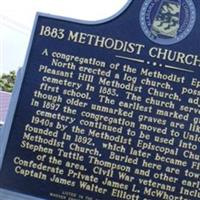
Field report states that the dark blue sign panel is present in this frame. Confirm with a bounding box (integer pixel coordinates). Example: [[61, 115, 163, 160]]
[[1, 1, 200, 199]]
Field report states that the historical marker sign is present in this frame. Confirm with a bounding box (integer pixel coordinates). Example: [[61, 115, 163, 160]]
[[0, 1, 200, 199]]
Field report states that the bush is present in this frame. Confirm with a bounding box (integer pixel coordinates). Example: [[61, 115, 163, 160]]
[[0, 71, 16, 92]]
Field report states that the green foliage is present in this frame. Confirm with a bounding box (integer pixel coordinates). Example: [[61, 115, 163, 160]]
[[0, 71, 16, 92]]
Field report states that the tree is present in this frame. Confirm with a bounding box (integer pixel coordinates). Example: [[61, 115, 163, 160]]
[[0, 71, 16, 92]]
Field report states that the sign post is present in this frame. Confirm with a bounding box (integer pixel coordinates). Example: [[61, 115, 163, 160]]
[[0, 1, 200, 199]]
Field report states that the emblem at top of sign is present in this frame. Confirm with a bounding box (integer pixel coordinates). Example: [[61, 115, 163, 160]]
[[140, 0, 196, 45]]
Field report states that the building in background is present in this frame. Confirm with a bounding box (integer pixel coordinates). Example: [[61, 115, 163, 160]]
[[0, 91, 11, 126]]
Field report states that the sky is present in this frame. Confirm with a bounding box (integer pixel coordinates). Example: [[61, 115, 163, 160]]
[[0, 0, 128, 74]]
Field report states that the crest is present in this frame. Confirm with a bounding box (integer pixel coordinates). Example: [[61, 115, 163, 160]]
[[140, 0, 196, 45]]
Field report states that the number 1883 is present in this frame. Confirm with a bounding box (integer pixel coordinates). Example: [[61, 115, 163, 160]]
[[39, 25, 65, 39]]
